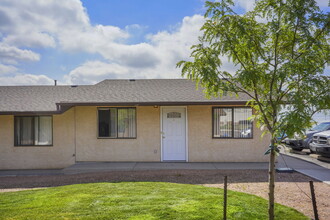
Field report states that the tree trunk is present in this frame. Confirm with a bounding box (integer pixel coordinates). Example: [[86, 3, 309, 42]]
[[268, 139, 276, 220]]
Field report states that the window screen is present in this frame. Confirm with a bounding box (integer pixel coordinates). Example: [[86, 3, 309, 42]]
[[213, 107, 252, 138], [234, 108, 253, 138], [213, 108, 232, 138]]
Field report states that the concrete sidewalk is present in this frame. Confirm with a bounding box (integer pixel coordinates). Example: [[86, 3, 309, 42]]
[[0, 162, 269, 176], [63, 162, 269, 174], [276, 154, 330, 183], [1, 155, 329, 184]]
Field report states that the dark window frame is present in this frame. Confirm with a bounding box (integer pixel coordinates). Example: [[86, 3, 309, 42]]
[[97, 107, 137, 139], [14, 115, 53, 147], [212, 107, 253, 139]]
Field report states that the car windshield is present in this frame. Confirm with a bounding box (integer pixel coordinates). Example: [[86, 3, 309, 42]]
[[310, 123, 330, 131]]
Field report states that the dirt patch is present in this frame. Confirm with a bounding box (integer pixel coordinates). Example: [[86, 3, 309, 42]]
[[204, 182, 330, 220], [0, 169, 328, 219]]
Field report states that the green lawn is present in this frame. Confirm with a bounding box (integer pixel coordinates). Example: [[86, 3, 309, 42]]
[[0, 182, 307, 220]]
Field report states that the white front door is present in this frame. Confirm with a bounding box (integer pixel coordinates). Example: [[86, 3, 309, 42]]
[[162, 107, 186, 161]]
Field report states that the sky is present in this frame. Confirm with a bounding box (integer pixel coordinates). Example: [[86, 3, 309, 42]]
[[0, 0, 328, 85]]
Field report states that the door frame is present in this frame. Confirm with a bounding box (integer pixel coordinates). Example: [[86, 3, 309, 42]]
[[160, 106, 188, 162]]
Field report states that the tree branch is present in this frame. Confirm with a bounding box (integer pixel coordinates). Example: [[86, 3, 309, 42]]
[[291, 16, 300, 59], [292, 18, 330, 62], [269, 2, 282, 128], [252, 79, 273, 132], [278, 59, 329, 102]]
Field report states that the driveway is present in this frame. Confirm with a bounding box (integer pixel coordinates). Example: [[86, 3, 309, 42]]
[[277, 153, 330, 183]]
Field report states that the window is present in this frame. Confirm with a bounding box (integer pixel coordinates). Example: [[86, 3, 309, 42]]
[[98, 108, 136, 138], [213, 107, 253, 138], [167, 112, 181, 118], [14, 116, 53, 146]]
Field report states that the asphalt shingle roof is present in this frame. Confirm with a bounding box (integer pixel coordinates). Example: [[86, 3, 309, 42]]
[[0, 79, 250, 113]]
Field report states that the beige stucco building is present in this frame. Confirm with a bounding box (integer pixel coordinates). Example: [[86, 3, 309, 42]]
[[0, 79, 270, 169]]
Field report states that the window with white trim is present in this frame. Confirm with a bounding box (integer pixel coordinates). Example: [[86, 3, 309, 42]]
[[213, 107, 253, 138], [14, 116, 53, 146], [98, 108, 136, 138]]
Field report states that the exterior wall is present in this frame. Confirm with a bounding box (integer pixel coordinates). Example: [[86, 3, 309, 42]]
[[0, 104, 270, 169], [0, 109, 75, 169], [75, 106, 161, 162], [187, 105, 270, 162], [75, 105, 269, 162]]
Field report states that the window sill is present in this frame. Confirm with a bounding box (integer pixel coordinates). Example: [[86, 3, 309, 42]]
[[14, 145, 53, 147], [212, 137, 254, 139], [97, 137, 137, 139]]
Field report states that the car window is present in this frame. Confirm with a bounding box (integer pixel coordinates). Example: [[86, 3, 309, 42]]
[[310, 123, 330, 131]]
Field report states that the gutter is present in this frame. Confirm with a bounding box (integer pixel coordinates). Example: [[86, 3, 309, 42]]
[[0, 100, 249, 115], [57, 100, 248, 107]]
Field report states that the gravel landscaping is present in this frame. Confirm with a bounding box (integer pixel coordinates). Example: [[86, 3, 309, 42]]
[[1, 169, 329, 220]]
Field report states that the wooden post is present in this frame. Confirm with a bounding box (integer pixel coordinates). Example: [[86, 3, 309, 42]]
[[309, 181, 319, 220], [223, 176, 227, 220], [268, 141, 276, 220]]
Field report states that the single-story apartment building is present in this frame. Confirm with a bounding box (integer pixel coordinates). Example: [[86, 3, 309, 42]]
[[0, 79, 270, 169]]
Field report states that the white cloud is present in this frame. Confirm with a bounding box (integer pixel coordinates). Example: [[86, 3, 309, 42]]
[[125, 24, 148, 37], [65, 14, 238, 84], [0, 44, 40, 64], [0, 0, 238, 85], [234, 0, 255, 12], [4, 32, 56, 48], [68, 0, 326, 80], [1, 0, 205, 80], [0, 0, 133, 84], [64, 61, 131, 84], [0, 74, 53, 85], [0, 64, 18, 75], [64, 15, 206, 84], [0, 0, 130, 53], [0, 0, 86, 48], [58, 25, 129, 53]]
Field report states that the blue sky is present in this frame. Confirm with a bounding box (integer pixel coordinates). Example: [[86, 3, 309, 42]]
[[82, 0, 204, 34], [0, 0, 328, 85]]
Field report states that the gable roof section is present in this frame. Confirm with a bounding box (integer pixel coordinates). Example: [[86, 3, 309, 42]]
[[0, 79, 250, 114]]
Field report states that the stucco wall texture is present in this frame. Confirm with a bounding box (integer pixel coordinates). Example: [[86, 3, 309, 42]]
[[0, 109, 76, 169], [75, 106, 161, 162], [0, 106, 270, 169], [188, 106, 269, 162]]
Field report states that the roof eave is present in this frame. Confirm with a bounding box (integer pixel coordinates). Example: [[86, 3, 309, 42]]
[[0, 111, 61, 116], [57, 101, 249, 108], [0, 101, 249, 115]]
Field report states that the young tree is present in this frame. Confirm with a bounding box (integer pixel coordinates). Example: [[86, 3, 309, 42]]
[[177, 0, 330, 219]]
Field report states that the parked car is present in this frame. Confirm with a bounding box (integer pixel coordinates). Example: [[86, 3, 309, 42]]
[[284, 121, 330, 151], [309, 122, 330, 153], [309, 130, 330, 157]]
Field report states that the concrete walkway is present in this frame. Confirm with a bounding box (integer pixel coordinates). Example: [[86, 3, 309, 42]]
[[276, 154, 330, 183], [0, 162, 269, 176], [62, 162, 269, 174], [1, 155, 329, 184]]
